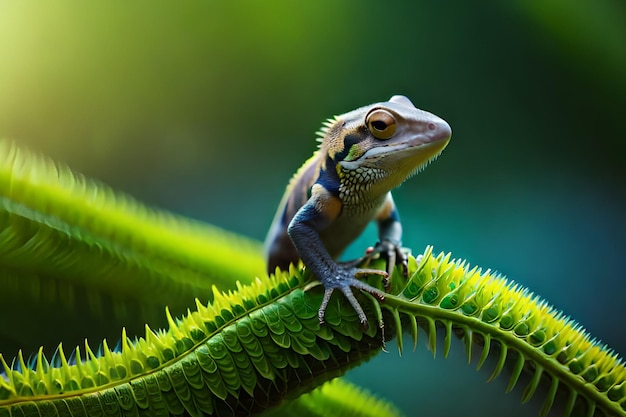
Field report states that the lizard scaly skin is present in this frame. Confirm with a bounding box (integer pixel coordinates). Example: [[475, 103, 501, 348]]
[[265, 95, 451, 327]]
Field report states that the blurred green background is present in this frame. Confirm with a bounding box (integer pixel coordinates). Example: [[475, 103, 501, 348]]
[[1, 1, 624, 415]]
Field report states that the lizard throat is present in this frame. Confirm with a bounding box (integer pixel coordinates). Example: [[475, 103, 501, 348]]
[[336, 165, 387, 206]]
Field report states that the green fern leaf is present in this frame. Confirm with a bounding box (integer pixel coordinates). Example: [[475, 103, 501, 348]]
[[0, 138, 265, 353], [382, 247, 626, 417]]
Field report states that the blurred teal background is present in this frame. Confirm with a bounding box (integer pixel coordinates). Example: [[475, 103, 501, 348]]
[[1, 1, 624, 415]]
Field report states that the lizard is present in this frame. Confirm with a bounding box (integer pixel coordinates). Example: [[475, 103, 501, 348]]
[[265, 95, 451, 328]]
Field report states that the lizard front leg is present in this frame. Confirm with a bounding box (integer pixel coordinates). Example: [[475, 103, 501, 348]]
[[287, 190, 387, 328], [374, 195, 409, 277], [351, 194, 408, 282]]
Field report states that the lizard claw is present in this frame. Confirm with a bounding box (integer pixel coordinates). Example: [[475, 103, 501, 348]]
[[346, 240, 407, 292], [354, 268, 390, 292], [317, 267, 386, 330]]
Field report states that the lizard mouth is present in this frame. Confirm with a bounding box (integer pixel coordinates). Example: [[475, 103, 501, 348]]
[[339, 133, 451, 173]]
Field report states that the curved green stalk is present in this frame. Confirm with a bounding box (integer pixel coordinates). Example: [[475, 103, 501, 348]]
[[383, 248, 626, 417], [0, 138, 264, 354], [0, 138, 264, 297], [0, 264, 387, 416], [1, 247, 624, 416]]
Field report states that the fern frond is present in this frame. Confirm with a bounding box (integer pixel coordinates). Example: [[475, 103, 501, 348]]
[[1, 247, 623, 417], [0, 265, 385, 416], [0, 138, 265, 351], [0, 138, 264, 295], [382, 247, 626, 417]]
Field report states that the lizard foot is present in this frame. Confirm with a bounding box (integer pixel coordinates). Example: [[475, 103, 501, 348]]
[[345, 240, 408, 290], [369, 239, 408, 278], [317, 266, 387, 330]]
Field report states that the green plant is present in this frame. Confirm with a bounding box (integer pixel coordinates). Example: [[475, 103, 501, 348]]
[[0, 139, 624, 416]]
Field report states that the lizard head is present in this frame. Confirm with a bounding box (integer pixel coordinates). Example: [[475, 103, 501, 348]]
[[318, 95, 452, 197]]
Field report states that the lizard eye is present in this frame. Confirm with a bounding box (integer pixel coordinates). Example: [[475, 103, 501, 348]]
[[366, 109, 397, 140]]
